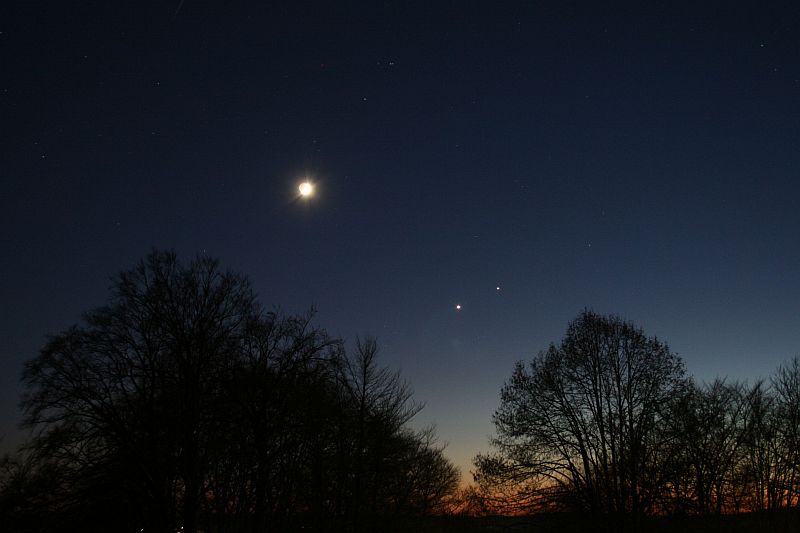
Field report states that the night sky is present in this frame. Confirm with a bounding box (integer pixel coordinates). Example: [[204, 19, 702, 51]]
[[3, 2, 800, 480]]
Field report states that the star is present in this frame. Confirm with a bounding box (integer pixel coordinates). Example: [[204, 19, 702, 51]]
[[455, 304, 462, 311]]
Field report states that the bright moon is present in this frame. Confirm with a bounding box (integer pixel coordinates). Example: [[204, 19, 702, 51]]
[[298, 181, 313, 197], [455, 304, 462, 310]]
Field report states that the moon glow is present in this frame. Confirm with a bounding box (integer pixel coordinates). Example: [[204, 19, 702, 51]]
[[298, 181, 314, 197]]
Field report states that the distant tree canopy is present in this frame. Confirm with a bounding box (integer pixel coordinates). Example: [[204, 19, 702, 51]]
[[473, 311, 800, 526], [3, 251, 458, 533]]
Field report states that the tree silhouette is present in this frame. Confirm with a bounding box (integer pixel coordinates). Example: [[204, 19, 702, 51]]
[[475, 311, 687, 528], [770, 357, 800, 508], [336, 338, 458, 528], [20, 251, 260, 532], [12, 250, 458, 532], [666, 379, 749, 515]]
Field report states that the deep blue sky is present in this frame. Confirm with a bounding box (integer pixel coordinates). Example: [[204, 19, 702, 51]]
[[2, 2, 800, 478]]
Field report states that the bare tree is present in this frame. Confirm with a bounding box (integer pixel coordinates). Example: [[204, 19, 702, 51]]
[[336, 338, 460, 529], [223, 309, 343, 531], [475, 311, 687, 528], [13, 252, 463, 532], [770, 357, 800, 508], [740, 381, 782, 511], [667, 379, 749, 515], [20, 251, 260, 532]]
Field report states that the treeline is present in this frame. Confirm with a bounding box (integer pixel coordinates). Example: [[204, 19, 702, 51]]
[[0, 251, 459, 533], [470, 311, 800, 529]]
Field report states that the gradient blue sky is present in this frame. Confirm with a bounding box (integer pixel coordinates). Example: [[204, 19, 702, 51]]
[[2, 2, 800, 479]]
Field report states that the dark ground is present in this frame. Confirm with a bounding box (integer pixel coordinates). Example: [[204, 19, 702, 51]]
[[373, 510, 800, 532]]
